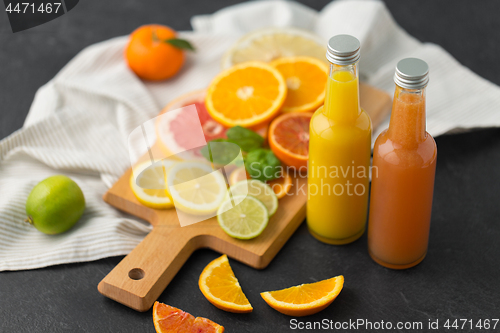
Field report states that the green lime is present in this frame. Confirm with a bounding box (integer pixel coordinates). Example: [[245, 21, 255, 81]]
[[226, 179, 278, 216], [217, 195, 269, 240], [25, 175, 86, 235]]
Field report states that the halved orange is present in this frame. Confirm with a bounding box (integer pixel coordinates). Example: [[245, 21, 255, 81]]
[[152, 302, 224, 333], [199, 254, 253, 313], [261, 275, 344, 317], [269, 112, 312, 169], [267, 170, 293, 199], [205, 62, 287, 128], [271, 56, 328, 113]]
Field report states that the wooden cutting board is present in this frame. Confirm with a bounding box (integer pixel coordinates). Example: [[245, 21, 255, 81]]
[[97, 84, 392, 312]]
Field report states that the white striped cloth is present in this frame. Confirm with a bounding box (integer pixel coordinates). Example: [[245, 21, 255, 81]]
[[1, 0, 500, 271]]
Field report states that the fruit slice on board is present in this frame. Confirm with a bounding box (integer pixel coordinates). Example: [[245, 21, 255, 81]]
[[199, 254, 253, 313], [156, 90, 268, 160], [271, 56, 328, 113], [152, 301, 224, 333], [217, 195, 269, 240], [267, 170, 293, 199], [130, 160, 174, 209], [261, 275, 344, 317], [227, 180, 278, 216], [166, 162, 227, 216], [269, 112, 312, 169], [205, 61, 287, 128], [221, 27, 327, 69]]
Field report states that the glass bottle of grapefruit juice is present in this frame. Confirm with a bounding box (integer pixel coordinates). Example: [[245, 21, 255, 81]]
[[307, 35, 372, 245], [368, 58, 437, 269]]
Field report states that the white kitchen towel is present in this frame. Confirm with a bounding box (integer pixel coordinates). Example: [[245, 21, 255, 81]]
[[1, 0, 500, 271]]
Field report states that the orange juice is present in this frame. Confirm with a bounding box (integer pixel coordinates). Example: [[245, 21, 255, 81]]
[[307, 35, 371, 245], [368, 58, 437, 269]]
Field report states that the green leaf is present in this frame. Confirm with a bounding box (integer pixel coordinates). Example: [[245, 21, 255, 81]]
[[201, 139, 241, 166], [226, 126, 264, 152], [244, 149, 281, 182], [165, 38, 196, 51]]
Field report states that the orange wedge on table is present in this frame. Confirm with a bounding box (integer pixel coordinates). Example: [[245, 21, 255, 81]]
[[269, 112, 312, 169], [205, 61, 287, 128], [261, 275, 344, 317], [271, 56, 328, 113], [199, 254, 253, 313], [152, 302, 224, 333]]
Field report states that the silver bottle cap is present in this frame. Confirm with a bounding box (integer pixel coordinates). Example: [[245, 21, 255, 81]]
[[326, 35, 360, 65], [394, 58, 429, 89]]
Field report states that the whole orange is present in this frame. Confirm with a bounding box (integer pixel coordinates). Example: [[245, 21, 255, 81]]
[[125, 24, 185, 81]]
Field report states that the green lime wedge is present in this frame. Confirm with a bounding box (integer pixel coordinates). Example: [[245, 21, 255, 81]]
[[227, 179, 278, 216], [217, 195, 269, 239]]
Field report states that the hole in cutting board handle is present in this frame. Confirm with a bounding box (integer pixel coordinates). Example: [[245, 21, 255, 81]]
[[128, 268, 145, 280]]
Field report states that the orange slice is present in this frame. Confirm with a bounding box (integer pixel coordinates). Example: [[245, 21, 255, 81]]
[[267, 170, 293, 199], [205, 62, 287, 128], [152, 302, 224, 333], [271, 56, 328, 113], [260, 275, 344, 317], [199, 254, 253, 313], [269, 112, 312, 169], [228, 166, 249, 186]]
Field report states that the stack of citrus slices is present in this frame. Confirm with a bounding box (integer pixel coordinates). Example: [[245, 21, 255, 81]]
[[132, 28, 328, 231]]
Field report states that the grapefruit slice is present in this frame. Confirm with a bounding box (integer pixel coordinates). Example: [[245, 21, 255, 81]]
[[269, 112, 312, 169], [156, 90, 268, 161], [152, 302, 224, 333], [156, 90, 227, 160]]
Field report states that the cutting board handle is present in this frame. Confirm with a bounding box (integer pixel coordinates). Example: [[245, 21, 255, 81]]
[[98, 228, 197, 312]]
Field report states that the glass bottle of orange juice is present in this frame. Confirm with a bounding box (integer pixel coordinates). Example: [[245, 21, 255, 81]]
[[307, 35, 372, 245], [368, 58, 437, 269]]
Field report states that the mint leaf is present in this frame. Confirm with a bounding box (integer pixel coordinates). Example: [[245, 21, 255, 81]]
[[227, 126, 264, 152], [165, 38, 195, 51], [244, 149, 281, 182]]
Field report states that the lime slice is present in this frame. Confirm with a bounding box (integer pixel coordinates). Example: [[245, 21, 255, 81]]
[[227, 179, 278, 216], [217, 195, 269, 239]]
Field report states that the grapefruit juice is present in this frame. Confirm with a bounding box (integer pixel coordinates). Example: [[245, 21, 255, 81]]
[[368, 58, 437, 269]]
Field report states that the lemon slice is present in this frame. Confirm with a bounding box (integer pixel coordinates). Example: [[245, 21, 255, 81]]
[[227, 179, 278, 216], [217, 195, 269, 239], [221, 27, 327, 69], [167, 162, 227, 215], [130, 160, 174, 209]]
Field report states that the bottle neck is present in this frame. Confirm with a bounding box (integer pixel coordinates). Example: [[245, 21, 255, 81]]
[[323, 62, 361, 123], [387, 85, 427, 147]]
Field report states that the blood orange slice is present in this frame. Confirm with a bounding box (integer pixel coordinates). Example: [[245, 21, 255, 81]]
[[269, 113, 312, 169], [152, 302, 224, 333]]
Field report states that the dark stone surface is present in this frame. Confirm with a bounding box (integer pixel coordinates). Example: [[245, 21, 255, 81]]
[[1, 1, 499, 332]]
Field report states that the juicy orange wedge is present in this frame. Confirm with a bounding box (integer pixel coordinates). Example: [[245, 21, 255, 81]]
[[271, 56, 328, 113], [269, 112, 312, 169], [260, 275, 344, 317], [199, 254, 253, 313], [152, 302, 224, 333], [205, 61, 287, 128], [267, 170, 293, 199]]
